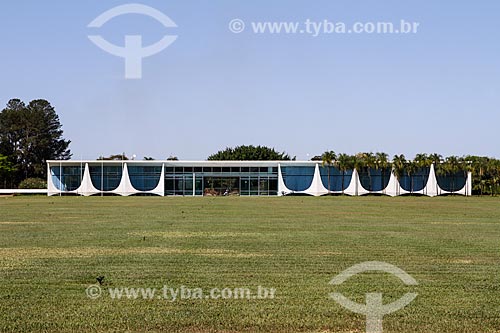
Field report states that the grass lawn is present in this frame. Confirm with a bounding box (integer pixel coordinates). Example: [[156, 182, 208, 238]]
[[0, 196, 499, 332]]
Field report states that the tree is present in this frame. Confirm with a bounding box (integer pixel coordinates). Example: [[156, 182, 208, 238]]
[[406, 160, 417, 193], [336, 153, 350, 195], [321, 150, 336, 192], [98, 153, 128, 160], [392, 154, 406, 195], [428, 153, 442, 166], [375, 152, 391, 193], [0, 99, 71, 186], [375, 152, 390, 170], [0, 154, 15, 188], [413, 153, 430, 169], [358, 152, 376, 191], [412, 153, 431, 192], [208, 145, 294, 161], [442, 156, 462, 194]]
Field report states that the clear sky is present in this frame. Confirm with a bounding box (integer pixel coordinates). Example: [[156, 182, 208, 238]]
[[1, 1, 499, 160]]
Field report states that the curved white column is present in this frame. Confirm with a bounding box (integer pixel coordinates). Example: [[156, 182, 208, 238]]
[[343, 169, 359, 196], [111, 163, 138, 196], [304, 163, 329, 196], [145, 163, 164, 196], [75, 163, 100, 196], [422, 164, 438, 197], [382, 171, 401, 197]]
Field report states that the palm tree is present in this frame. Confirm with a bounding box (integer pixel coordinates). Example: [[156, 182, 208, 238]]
[[321, 151, 336, 193], [413, 154, 431, 193], [444, 156, 461, 194], [375, 152, 390, 169], [350, 154, 363, 172], [493, 159, 500, 196], [375, 152, 390, 192], [429, 153, 443, 172], [406, 160, 418, 194], [414, 153, 431, 169], [336, 153, 350, 195], [481, 157, 492, 195], [392, 154, 406, 195], [360, 152, 376, 191]]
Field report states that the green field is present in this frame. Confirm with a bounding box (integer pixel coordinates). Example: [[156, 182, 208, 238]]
[[0, 196, 499, 332]]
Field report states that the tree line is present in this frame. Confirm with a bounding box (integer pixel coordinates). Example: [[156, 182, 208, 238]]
[[318, 151, 500, 195]]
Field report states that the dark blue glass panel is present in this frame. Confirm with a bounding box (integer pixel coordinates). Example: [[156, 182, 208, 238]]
[[90, 165, 122, 191], [399, 167, 430, 192], [358, 168, 392, 192], [319, 167, 353, 191], [128, 166, 162, 191], [281, 166, 314, 192], [436, 171, 467, 192]]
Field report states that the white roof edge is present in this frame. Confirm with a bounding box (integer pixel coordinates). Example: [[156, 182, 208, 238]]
[[46, 160, 319, 165]]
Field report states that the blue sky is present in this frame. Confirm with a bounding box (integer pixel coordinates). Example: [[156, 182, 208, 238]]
[[1, 1, 499, 160]]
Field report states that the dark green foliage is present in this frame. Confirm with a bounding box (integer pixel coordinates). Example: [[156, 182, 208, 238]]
[[0, 99, 71, 187], [0, 154, 15, 175], [0, 154, 16, 188], [208, 145, 294, 161], [462, 155, 500, 195], [97, 153, 128, 160]]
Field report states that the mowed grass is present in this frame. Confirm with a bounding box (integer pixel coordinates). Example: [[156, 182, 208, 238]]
[[0, 196, 499, 333]]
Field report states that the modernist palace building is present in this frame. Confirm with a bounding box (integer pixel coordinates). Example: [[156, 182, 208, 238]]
[[47, 160, 472, 197]]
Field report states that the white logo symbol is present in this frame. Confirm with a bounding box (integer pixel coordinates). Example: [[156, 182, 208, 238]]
[[85, 284, 102, 299], [329, 261, 418, 333], [228, 19, 245, 33], [88, 3, 177, 79]]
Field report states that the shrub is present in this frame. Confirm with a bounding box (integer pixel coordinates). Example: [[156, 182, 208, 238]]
[[18, 178, 47, 189]]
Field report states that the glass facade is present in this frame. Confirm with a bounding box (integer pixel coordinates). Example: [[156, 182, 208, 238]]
[[436, 171, 467, 192], [399, 167, 430, 192], [129, 166, 162, 191], [47, 161, 471, 197], [281, 166, 314, 192], [164, 166, 278, 196], [358, 168, 392, 192], [90, 165, 122, 191], [51, 165, 84, 191], [319, 167, 353, 192]]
